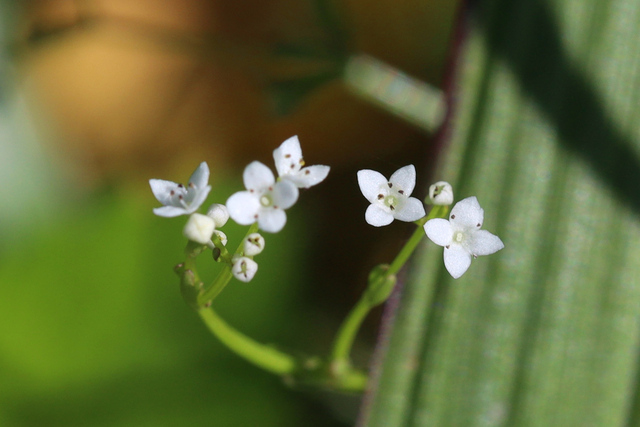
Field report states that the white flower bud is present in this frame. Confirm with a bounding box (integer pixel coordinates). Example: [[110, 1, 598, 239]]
[[183, 213, 215, 244], [206, 203, 230, 228], [213, 230, 228, 246], [428, 181, 454, 205], [232, 256, 258, 282], [243, 233, 265, 256]]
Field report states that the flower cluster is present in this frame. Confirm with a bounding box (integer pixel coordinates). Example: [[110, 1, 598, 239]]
[[150, 136, 329, 283], [357, 166, 503, 278], [227, 136, 329, 233]]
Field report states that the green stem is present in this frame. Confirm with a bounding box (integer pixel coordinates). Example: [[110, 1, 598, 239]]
[[330, 296, 372, 373], [198, 306, 298, 375], [329, 204, 449, 370], [197, 223, 260, 306], [387, 204, 447, 276]]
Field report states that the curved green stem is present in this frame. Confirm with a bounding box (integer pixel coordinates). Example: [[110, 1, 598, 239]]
[[330, 296, 372, 373], [198, 307, 298, 375], [329, 204, 449, 371]]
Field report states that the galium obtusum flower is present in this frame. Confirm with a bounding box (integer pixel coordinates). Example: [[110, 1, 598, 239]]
[[226, 161, 299, 233], [428, 181, 454, 205], [273, 135, 330, 188], [424, 196, 504, 279], [357, 165, 426, 227], [243, 233, 265, 256], [232, 256, 258, 282], [150, 162, 211, 217]]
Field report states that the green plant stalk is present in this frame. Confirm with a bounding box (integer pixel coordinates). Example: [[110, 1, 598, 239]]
[[197, 223, 259, 305], [198, 306, 298, 375], [329, 204, 449, 371]]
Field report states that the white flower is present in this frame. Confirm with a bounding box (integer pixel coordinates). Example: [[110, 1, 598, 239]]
[[150, 162, 211, 217], [357, 165, 426, 227], [206, 203, 230, 228], [183, 213, 215, 244], [243, 233, 265, 256], [424, 196, 504, 279], [232, 256, 258, 282], [226, 161, 299, 233], [428, 181, 454, 205], [273, 135, 330, 188]]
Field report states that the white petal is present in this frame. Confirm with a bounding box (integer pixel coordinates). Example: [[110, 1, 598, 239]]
[[286, 165, 330, 188], [258, 208, 287, 233], [393, 197, 426, 222], [273, 135, 303, 177], [149, 179, 180, 205], [243, 161, 275, 191], [153, 205, 188, 217], [469, 230, 504, 256], [365, 204, 394, 227], [424, 218, 453, 247], [188, 162, 210, 189], [450, 196, 484, 228], [226, 191, 260, 225], [357, 169, 387, 202], [443, 245, 472, 279], [271, 180, 299, 210], [185, 185, 211, 213], [389, 165, 417, 195]]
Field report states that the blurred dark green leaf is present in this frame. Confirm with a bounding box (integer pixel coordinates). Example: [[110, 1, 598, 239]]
[[362, 0, 640, 425]]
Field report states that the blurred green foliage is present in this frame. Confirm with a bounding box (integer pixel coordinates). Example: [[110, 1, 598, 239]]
[[0, 182, 349, 426]]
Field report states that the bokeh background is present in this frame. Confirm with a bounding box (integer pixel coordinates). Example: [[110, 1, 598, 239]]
[[0, 1, 458, 425]]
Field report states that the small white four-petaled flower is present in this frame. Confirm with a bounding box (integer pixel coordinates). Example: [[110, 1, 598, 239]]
[[357, 165, 426, 227], [150, 162, 212, 217], [226, 161, 299, 233], [273, 135, 330, 188], [423, 196, 504, 279]]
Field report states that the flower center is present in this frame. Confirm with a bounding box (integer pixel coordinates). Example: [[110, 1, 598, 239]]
[[384, 195, 398, 210], [260, 194, 273, 207], [453, 230, 465, 243]]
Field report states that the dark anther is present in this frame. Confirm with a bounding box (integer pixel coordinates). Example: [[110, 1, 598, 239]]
[[290, 164, 295, 169], [254, 214, 259, 219], [285, 154, 291, 158], [398, 190, 404, 194], [305, 170, 310, 174], [249, 189, 254, 193], [451, 214, 455, 219], [273, 205, 279, 209], [268, 186, 273, 191], [178, 195, 183, 200], [170, 190, 175, 196], [477, 223, 481, 227], [178, 184, 184, 188], [388, 182, 393, 188], [188, 182, 195, 188], [377, 194, 384, 200], [390, 205, 395, 211], [446, 245, 450, 249]]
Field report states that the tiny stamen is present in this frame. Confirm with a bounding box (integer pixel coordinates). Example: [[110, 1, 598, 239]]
[[285, 154, 291, 158], [377, 194, 384, 200], [398, 190, 404, 195], [451, 214, 456, 219], [388, 182, 393, 188]]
